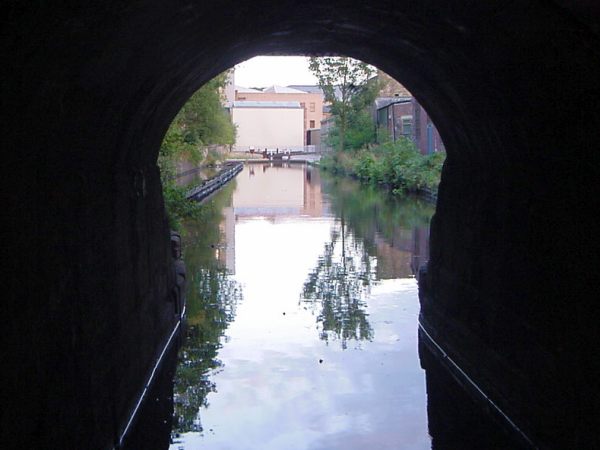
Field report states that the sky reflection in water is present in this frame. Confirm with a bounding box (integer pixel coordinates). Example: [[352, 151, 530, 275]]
[[171, 164, 434, 449]]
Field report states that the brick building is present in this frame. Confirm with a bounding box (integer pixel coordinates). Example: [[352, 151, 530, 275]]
[[375, 71, 445, 154]]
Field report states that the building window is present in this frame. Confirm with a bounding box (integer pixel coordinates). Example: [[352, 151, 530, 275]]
[[401, 115, 413, 136], [309, 120, 315, 128], [310, 102, 315, 112]]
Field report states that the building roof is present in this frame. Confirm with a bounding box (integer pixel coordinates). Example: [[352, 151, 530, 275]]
[[287, 85, 323, 94], [235, 86, 263, 93], [233, 101, 302, 109], [374, 97, 412, 110], [262, 85, 309, 94]]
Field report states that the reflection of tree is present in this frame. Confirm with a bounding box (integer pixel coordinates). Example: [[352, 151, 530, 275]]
[[302, 174, 435, 348], [322, 173, 434, 242], [321, 173, 435, 277], [173, 267, 241, 432], [172, 182, 242, 433], [301, 215, 376, 349]]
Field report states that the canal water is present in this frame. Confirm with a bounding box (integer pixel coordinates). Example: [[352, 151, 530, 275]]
[[169, 163, 515, 450]]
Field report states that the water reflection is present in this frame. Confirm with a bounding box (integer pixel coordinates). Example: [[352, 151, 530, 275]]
[[173, 181, 242, 433], [118, 163, 524, 449], [175, 166, 219, 187], [170, 163, 437, 449], [300, 175, 434, 349], [320, 174, 434, 279], [301, 218, 376, 348]]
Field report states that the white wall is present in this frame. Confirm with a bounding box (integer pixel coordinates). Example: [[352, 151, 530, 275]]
[[224, 71, 235, 106], [232, 107, 304, 150]]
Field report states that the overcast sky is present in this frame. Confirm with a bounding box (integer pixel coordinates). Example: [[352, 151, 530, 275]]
[[234, 56, 318, 89]]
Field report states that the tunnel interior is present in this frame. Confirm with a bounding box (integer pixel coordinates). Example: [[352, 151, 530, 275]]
[[4, 1, 600, 448]]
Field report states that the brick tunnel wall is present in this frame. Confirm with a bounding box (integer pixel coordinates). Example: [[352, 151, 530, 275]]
[[3, 1, 600, 448]]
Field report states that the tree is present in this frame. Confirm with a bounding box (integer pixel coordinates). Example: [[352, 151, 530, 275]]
[[308, 57, 379, 152], [174, 72, 236, 150], [158, 70, 237, 229]]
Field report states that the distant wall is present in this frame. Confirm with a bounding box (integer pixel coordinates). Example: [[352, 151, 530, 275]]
[[237, 91, 324, 137], [233, 107, 304, 149]]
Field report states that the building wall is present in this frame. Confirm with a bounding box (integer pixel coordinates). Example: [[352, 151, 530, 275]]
[[377, 70, 412, 97], [232, 106, 304, 150], [319, 116, 335, 152], [378, 100, 445, 154], [307, 128, 321, 146], [224, 71, 236, 107], [236, 91, 324, 140]]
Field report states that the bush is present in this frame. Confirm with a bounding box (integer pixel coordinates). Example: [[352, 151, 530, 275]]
[[321, 137, 445, 196], [162, 182, 203, 231]]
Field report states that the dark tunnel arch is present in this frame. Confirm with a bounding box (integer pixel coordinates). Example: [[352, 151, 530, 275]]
[[4, 1, 600, 449]]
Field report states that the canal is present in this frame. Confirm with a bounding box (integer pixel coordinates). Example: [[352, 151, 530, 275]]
[[169, 163, 515, 449]]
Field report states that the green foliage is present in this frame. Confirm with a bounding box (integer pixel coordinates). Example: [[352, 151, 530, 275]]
[[320, 172, 435, 241], [326, 108, 378, 152], [161, 183, 200, 231], [172, 73, 236, 149], [158, 71, 237, 229], [309, 57, 445, 196], [309, 56, 379, 152], [321, 137, 445, 195]]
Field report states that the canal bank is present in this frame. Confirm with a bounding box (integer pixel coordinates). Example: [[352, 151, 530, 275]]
[[185, 162, 243, 202]]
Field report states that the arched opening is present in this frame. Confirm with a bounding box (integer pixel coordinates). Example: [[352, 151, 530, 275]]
[[153, 56, 452, 448], [5, 2, 599, 449]]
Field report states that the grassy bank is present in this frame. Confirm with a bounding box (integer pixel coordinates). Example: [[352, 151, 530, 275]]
[[320, 138, 444, 196]]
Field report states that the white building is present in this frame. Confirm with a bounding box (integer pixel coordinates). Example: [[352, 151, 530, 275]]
[[231, 101, 304, 151], [222, 71, 236, 108]]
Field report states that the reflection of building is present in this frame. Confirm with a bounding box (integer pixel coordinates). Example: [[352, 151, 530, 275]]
[[216, 164, 326, 277], [231, 164, 323, 218], [373, 225, 429, 279], [410, 227, 430, 277], [302, 166, 322, 216], [218, 206, 236, 274], [374, 233, 415, 279]]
